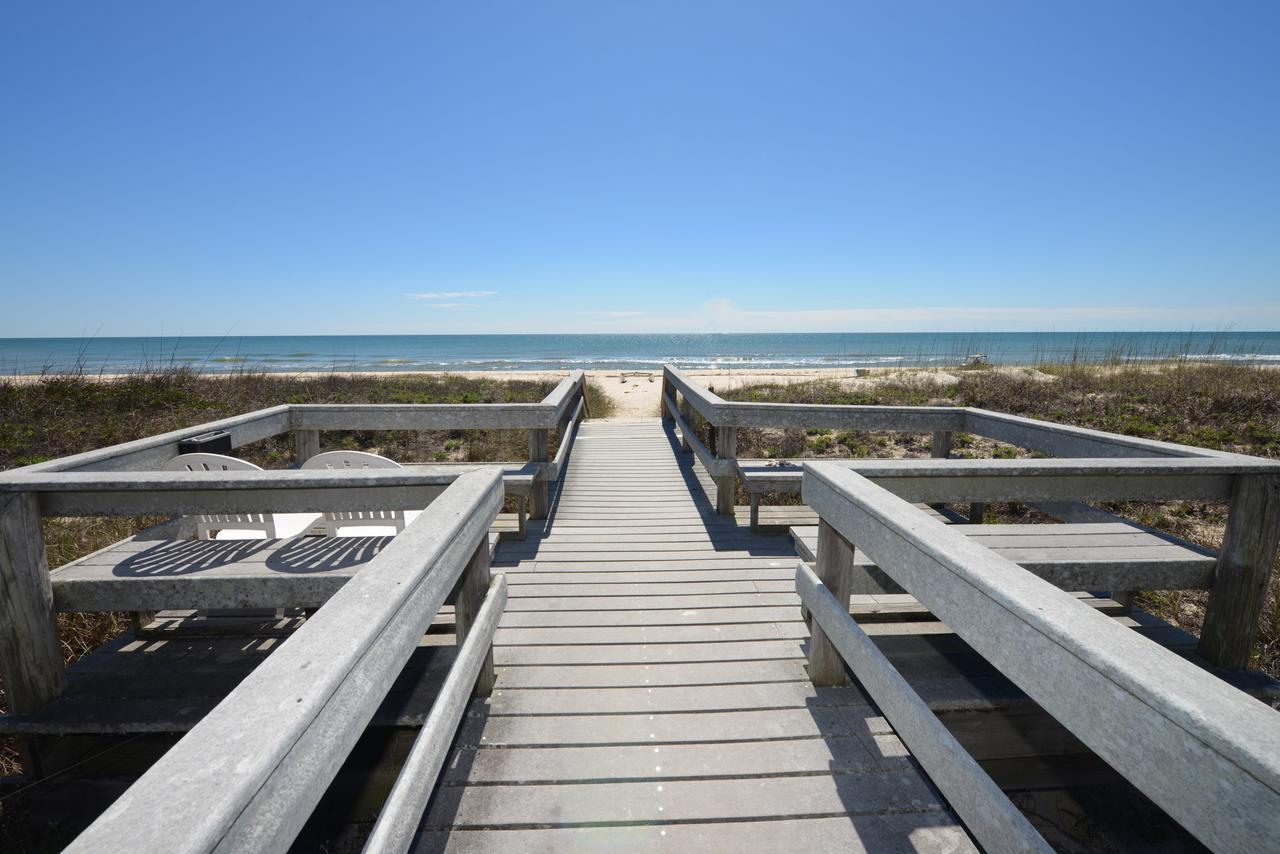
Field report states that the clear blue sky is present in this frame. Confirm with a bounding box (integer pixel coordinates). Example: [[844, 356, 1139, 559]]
[[2, 1, 1278, 336]]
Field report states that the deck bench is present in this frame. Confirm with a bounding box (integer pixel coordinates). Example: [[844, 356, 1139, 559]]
[[790, 521, 1217, 602], [48, 530, 504, 613]]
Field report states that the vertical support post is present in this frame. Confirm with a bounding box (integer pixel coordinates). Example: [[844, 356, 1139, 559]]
[[453, 538, 495, 696], [0, 492, 65, 714], [808, 520, 855, 686], [715, 426, 737, 517], [749, 494, 760, 531], [968, 502, 986, 524], [680, 396, 693, 452], [1199, 474, 1280, 669], [661, 374, 675, 422], [528, 428, 550, 520], [929, 431, 952, 511], [294, 429, 320, 464], [931, 431, 953, 459]]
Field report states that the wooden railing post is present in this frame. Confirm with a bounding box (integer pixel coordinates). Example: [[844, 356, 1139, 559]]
[[680, 396, 693, 452], [1199, 474, 1280, 669], [661, 373, 675, 422], [528, 428, 550, 519], [929, 431, 952, 511], [453, 538, 495, 696], [294, 429, 320, 464], [714, 426, 737, 516], [808, 520, 855, 686], [0, 492, 65, 714], [931, 430, 953, 459]]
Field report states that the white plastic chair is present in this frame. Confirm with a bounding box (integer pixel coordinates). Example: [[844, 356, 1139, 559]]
[[163, 453, 319, 540], [299, 450, 409, 536]]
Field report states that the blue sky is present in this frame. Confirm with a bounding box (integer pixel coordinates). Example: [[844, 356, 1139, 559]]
[[2, 2, 1278, 336]]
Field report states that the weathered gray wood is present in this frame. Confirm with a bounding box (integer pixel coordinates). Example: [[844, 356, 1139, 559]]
[[64, 468, 504, 854], [803, 462, 1280, 854], [968, 502, 985, 524], [931, 431, 953, 459], [715, 425, 737, 516], [679, 395, 693, 450], [11, 406, 292, 474], [796, 562, 1051, 852], [417, 814, 975, 853], [364, 575, 506, 854], [963, 407, 1242, 460], [0, 492, 65, 716], [730, 457, 1270, 502], [789, 523, 1218, 593], [453, 539, 495, 696], [661, 392, 733, 477], [293, 429, 320, 464], [4, 469, 456, 517], [808, 521, 854, 686], [662, 365, 725, 423], [527, 429, 550, 520], [1199, 474, 1280, 669]]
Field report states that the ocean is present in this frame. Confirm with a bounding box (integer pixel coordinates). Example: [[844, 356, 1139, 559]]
[[2, 332, 1279, 375]]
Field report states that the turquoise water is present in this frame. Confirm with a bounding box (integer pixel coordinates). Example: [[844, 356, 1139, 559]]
[[2, 332, 1279, 375]]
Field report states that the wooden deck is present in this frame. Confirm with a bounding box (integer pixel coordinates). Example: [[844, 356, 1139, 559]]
[[5, 385, 1279, 850], [418, 419, 979, 852]]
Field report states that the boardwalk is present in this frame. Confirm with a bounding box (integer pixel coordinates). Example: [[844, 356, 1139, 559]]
[[419, 419, 977, 851]]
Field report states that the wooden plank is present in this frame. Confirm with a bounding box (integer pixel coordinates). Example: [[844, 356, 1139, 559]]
[[424, 772, 952, 827], [440, 734, 886, 783], [493, 639, 805, 666], [492, 659, 811, 688], [461, 705, 858, 746], [415, 813, 974, 853], [483, 681, 848, 715]]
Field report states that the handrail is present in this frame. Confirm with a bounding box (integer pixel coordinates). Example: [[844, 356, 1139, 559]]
[[662, 391, 733, 478], [663, 364, 725, 423], [796, 561, 1052, 853], [8, 371, 589, 476], [661, 364, 1266, 463], [802, 461, 1280, 853], [65, 468, 505, 854], [12, 405, 292, 474], [0, 468, 471, 516], [735, 456, 1280, 502]]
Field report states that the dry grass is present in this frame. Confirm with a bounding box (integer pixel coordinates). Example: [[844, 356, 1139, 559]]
[[718, 364, 1280, 676], [0, 369, 614, 774]]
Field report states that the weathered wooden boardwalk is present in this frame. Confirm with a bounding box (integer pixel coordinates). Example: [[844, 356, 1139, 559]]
[[4, 366, 1280, 852], [417, 419, 978, 851]]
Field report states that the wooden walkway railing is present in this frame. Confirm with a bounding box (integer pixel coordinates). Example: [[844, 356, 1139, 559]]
[[800, 461, 1280, 853], [661, 364, 1280, 670], [63, 468, 506, 853], [0, 374, 588, 717]]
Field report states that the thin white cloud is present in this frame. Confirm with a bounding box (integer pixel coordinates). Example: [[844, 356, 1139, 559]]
[[405, 291, 497, 300], [423, 302, 476, 309]]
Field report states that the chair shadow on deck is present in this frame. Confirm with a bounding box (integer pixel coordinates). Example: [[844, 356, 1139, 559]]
[[113, 535, 391, 577]]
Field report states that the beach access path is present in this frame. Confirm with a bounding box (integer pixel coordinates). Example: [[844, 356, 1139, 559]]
[[413, 417, 977, 851]]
